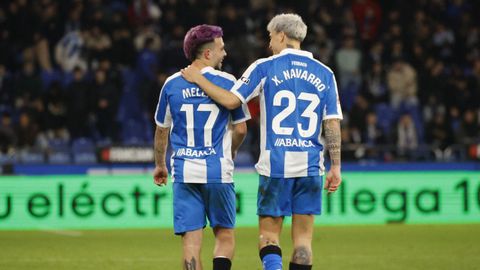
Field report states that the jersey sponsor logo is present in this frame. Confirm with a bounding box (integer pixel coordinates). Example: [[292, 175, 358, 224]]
[[274, 138, 314, 148], [176, 147, 217, 157], [240, 76, 250, 85], [291, 61, 307, 67]]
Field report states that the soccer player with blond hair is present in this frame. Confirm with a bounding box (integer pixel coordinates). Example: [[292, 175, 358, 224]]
[[182, 14, 343, 270]]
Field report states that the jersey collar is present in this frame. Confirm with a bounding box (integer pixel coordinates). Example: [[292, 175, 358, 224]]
[[279, 48, 313, 58], [201, 66, 215, 74]]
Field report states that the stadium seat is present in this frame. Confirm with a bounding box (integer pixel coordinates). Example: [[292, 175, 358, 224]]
[[340, 82, 359, 112], [121, 119, 153, 145], [121, 119, 148, 145], [141, 114, 154, 144], [40, 69, 62, 90], [72, 137, 95, 152], [72, 138, 97, 164], [48, 151, 72, 164], [47, 139, 72, 164], [61, 71, 74, 88], [121, 68, 137, 88], [18, 149, 45, 164], [374, 103, 396, 135], [123, 136, 144, 145], [48, 139, 69, 151], [0, 152, 15, 165], [96, 137, 113, 148], [0, 105, 13, 115], [116, 89, 142, 123], [72, 152, 97, 164], [109, 1, 128, 12]]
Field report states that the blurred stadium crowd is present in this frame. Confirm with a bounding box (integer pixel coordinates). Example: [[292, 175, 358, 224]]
[[0, 0, 479, 164]]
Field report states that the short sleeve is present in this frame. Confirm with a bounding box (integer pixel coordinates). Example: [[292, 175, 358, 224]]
[[215, 71, 252, 124], [231, 60, 267, 104], [154, 83, 172, 127], [231, 103, 251, 124], [323, 72, 343, 120]]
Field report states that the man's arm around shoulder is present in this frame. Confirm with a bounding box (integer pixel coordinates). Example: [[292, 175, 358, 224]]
[[181, 65, 242, 110]]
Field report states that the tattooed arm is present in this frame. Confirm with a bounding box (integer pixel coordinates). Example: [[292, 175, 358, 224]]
[[323, 119, 342, 193], [324, 119, 341, 166], [153, 126, 169, 186]]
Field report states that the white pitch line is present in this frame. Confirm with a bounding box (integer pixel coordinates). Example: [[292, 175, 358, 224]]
[[0, 258, 178, 263], [41, 230, 83, 237]]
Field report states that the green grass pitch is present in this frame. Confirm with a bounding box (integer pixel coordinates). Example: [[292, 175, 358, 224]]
[[1, 224, 479, 270]]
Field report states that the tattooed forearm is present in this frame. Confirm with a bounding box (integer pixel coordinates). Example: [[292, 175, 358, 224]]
[[154, 126, 169, 166], [324, 119, 341, 166], [292, 246, 312, 265], [184, 257, 197, 270], [265, 239, 279, 246]]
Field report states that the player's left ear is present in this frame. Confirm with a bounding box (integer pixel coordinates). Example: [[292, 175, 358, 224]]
[[203, 49, 211, 60], [280, 32, 286, 43]]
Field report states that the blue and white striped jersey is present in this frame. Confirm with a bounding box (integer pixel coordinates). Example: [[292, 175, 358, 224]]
[[155, 66, 250, 183], [231, 48, 342, 178]]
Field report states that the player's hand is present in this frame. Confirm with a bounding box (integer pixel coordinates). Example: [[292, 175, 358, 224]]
[[181, 65, 202, 84], [153, 165, 168, 187], [325, 165, 341, 194]]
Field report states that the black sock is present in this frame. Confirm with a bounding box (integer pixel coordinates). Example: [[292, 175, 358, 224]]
[[289, 262, 312, 270], [259, 245, 282, 259], [213, 257, 231, 270], [259, 245, 283, 269]]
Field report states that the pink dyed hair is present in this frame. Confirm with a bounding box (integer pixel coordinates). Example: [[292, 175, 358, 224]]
[[183, 24, 223, 61]]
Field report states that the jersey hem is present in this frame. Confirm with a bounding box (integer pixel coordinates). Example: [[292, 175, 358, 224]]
[[155, 121, 171, 128], [231, 90, 247, 104], [171, 179, 234, 184], [323, 115, 343, 120], [256, 171, 325, 178], [232, 116, 250, 124]]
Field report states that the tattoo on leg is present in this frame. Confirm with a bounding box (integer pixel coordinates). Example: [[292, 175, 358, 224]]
[[184, 257, 197, 270], [265, 239, 279, 246], [260, 234, 279, 247], [292, 246, 311, 265]]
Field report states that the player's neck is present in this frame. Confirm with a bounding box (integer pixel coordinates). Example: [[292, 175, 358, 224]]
[[191, 59, 211, 70], [285, 43, 300, 50]]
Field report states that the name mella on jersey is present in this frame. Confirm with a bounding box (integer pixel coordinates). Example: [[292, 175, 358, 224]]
[[182, 87, 206, 99], [270, 61, 326, 92]]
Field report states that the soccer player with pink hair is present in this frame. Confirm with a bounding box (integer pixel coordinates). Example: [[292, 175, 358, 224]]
[[153, 24, 250, 270]]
